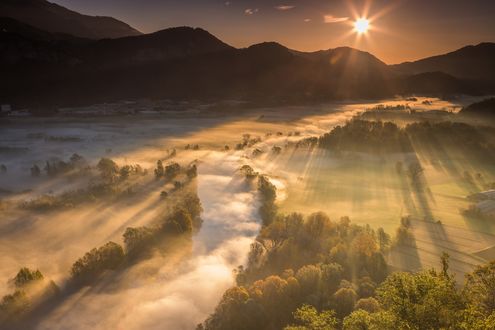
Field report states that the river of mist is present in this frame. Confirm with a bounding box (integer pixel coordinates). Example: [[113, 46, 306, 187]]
[[0, 97, 470, 329]]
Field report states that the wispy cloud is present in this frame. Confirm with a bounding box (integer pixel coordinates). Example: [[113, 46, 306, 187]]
[[245, 8, 259, 15], [225, 1, 231, 6], [324, 15, 349, 23], [304, 18, 311, 22], [275, 5, 295, 11]]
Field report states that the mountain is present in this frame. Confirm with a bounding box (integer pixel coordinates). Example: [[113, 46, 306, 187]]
[[82, 27, 234, 67], [0, 20, 232, 66], [0, 24, 395, 108], [460, 98, 495, 116], [394, 71, 481, 95], [0, 0, 141, 39], [392, 43, 495, 82], [1, 11, 495, 111]]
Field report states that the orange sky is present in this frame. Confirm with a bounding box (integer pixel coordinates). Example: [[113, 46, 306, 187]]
[[53, 0, 495, 64]]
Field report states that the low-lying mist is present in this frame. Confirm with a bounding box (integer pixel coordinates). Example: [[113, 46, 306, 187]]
[[2, 97, 480, 329]]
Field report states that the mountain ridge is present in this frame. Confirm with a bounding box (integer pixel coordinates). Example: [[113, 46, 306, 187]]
[[0, 0, 141, 39], [391, 42, 495, 81], [1, 14, 494, 111]]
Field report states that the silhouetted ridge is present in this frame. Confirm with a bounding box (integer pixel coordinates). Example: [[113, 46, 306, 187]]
[[460, 98, 495, 116], [0, 0, 141, 39], [1, 16, 494, 110], [392, 42, 495, 81]]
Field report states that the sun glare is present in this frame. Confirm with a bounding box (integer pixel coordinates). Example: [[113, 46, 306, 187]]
[[354, 18, 370, 34]]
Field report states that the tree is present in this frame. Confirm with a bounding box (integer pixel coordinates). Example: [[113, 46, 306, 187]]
[[253, 276, 292, 323], [154, 160, 164, 178], [0, 290, 30, 319], [296, 265, 322, 297], [332, 287, 358, 318], [285, 304, 338, 330], [30, 164, 41, 177], [119, 165, 132, 180], [304, 212, 333, 240], [163, 208, 193, 234], [351, 233, 377, 257], [343, 310, 399, 330], [258, 175, 277, 225], [69, 153, 86, 168], [164, 162, 181, 180], [13, 268, 43, 288], [354, 297, 381, 313], [376, 269, 463, 329], [357, 277, 377, 298], [394, 222, 415, 247], [376, 228, 390, 252], [97, 158, 119, 182], [321, 263, 344, 295], [123, 226, 156, 257], [201, 287, 254, 330], [464, 260, 495, 315], [181, 193, 203, 226], [70, 241, 124, 284], [187, 164, 198, 179], [407, 162, 423, 184], [440, 252, 450, 278], [272, 146, 282, 155], [239, 165, 258, 179]]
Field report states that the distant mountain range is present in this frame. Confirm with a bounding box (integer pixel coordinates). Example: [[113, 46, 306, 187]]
[[391, 43, 495, 82], [460, 98, 495, 116], [1, 0, 494, 111], [0, 0, 141, 39]]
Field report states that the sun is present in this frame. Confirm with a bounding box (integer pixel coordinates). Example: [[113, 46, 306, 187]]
[[354, 18, 370, 34]]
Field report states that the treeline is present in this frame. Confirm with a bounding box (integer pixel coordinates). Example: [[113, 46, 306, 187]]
[[318, 119, 413, 154], [21, 158, 199, 211], [1, 192, 202, 325], [318, 119, 495, 159], [199, 174, 495, 330], [0, 268, 59, 324], [405, 121, 495, 160], [21, 157, 146, 211], [70, 191, 202, 286], [1, 164, 203, 327]]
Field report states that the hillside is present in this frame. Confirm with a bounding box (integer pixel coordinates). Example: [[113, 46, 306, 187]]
[[0, 0, 141, 39], [0, 26, 395, 108], [392, 43, 495, 81], [460, 98, 495, 116], [1, 12, 495, 110]]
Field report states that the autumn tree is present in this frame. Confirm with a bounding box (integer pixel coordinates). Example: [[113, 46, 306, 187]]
[[285, 304, 338, 330]]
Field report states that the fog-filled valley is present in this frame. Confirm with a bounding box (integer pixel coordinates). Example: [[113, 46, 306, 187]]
[[3, 1, 495, 329], [2, 96, 495, 329]]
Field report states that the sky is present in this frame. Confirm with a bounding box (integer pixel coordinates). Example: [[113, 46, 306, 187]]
[[51, 0, 495, 64]]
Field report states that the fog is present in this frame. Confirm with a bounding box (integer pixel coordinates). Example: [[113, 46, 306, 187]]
[[1, 97, 479, 329]]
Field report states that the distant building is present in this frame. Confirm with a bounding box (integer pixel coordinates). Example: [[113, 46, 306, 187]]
[[1, 104, 11, 113], [7, 110, 31, 117]]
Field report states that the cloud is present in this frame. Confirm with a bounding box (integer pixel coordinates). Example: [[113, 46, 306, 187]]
[[324, 15, 349, 23], [244, 8, 259, 15], [275, 5, 295, 11], [304, 18, 311, 22], [225, 1, 231, 6]]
